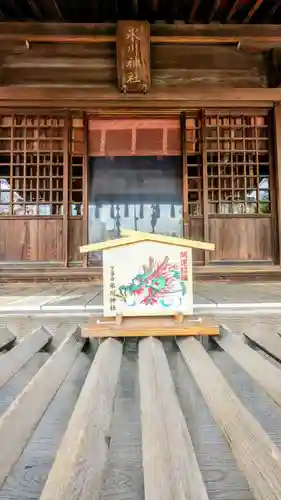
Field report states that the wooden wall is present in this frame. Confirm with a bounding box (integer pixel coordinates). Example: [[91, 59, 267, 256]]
[[209, 217, 273, 261], [0, 43, 267, 89], [0, 218, 64, 262]]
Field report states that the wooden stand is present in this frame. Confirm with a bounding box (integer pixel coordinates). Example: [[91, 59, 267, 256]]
[[82, 314, 220, 338]]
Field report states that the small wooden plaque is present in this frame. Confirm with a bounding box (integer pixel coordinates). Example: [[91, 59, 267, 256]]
[[116, 20, 150, 94]]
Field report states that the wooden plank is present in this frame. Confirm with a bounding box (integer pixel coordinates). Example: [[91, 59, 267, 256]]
[[0, 327, 16, 351], [178, 337, 281, 500], [82, 316, 220, 338], [215, 327, 281, 408], [0, 327, 84, 488], [43, 285, 100, 309], [0, 327, 52, 390], [39, 338, 122, 500], [139, 337, 209, 500], [116, 21, 150, 94], [244, 326, 281, 362]]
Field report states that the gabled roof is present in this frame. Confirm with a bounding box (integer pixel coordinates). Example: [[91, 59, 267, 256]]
[[80, 229, 215, 253]]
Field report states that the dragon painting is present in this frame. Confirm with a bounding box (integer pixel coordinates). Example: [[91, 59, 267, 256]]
[[116, 255, 187, 308]]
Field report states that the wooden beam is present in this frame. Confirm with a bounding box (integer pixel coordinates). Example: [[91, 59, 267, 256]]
[[243, 0, 263, 24], [0, 327, 84, 488], [39, 338, 122, 500], [0, 327, 52, 390], [2, 22, 281, 45], [139, 337, 209, 500], [0, 86, 277, 109], [0, 327, 16, 351], [209, 0, 220, 22], [215, 327, 281, 408], [178, 337, 281, 500], [244, 322, 281, 362], [226, 0, 240, 22]]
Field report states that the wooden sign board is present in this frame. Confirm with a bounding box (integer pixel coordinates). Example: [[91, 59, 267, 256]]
[[116, 20, 150, 94], [103, 241, 193, 317], [80, 230, 217, 337]]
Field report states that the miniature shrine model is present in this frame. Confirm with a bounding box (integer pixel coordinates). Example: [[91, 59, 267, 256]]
[[80, 229, 220, 338]]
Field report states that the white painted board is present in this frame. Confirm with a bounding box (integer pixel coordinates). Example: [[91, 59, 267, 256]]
[[103, 241, 193, 317]]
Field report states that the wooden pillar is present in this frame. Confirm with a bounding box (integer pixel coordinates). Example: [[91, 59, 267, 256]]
[[82, 112, 88, 267], [273, 104, 281, 265], [63, 113, 70, 267], [180, 112, 189, 238], [201, 109, 210, 265]]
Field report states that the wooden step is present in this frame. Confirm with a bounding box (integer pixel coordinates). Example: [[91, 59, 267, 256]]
[[178, 337, 281, 500], [0, 327, 84, 488], [40, 338, 122, 500], [139, 337, 209, 500]]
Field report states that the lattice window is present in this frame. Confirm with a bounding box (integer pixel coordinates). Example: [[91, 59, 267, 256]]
[[0, 114, 65, 216], [69, 117, 84, 217], [206, 113, 270, 215]]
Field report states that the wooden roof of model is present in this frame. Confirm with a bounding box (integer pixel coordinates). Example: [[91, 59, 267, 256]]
[[80, 229, 215, 253]]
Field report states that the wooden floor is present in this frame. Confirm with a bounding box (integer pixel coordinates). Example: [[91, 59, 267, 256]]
[[2, 281, 281, 314], [1, 318, 281, 498], [1, 263, 281, 283]]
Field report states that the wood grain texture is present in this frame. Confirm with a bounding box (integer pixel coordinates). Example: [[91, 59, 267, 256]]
[[0, 327, 16, 351], [209, 217, 273, 261], [116, 21, 150, 94], [39, 338, 122, 500], [0, 327, 52, 390], [83, 317, 219, 338], [0, 327, 84, 488], [244, 326, 281, 362], [2, 22, 281, 45], [178, 337, 281, 500], [139, 337, 209, 500], [0, 219, 64, 262], [215, 327, 281, 408]]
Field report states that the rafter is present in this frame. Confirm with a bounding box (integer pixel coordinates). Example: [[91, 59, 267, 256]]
[[226, 0, 240, 22], [26, 0, 44, 20], [243, 0, 263, 23], [49, 0, 64, 21], [189, 0, 200, 22], [1, 0, 25, 18], [209, 0, 220, 22], [267, 1, 281, 20]]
